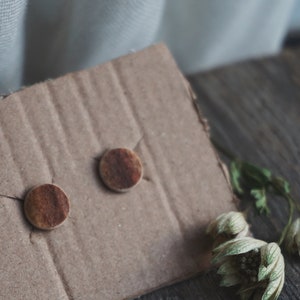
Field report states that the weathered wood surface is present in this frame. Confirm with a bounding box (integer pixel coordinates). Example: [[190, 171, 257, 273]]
[[137, 46, 300, 299]]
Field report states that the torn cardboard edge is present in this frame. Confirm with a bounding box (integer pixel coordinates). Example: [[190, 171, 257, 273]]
[[180, 72, 233, 194]]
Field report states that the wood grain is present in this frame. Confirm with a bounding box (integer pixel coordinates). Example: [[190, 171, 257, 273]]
[[136, 46, 300, 299]]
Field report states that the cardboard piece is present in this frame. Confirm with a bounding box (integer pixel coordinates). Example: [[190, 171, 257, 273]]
[[0, 44, 236, 300]]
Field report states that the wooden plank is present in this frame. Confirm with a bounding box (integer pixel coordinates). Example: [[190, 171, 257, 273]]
[[136, 46, 300, 299]]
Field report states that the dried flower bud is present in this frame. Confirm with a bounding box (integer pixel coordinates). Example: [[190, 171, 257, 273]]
[[284, 218, 300, 255], [206, 211, 249, 246], [212, 237, 285, 300]]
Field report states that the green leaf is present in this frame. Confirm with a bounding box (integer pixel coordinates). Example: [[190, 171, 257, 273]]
[[241, 162, 272, 188], [271, 176, 290, 196], [251, 188, 271, 215], [230, 161, 244, 194]]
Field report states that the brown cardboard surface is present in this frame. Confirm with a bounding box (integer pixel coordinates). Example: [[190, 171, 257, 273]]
[[0, 44, 236, 300]]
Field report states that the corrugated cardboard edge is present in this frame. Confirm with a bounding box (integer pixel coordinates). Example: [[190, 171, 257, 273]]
[[181, 75, 243, 230], [180, 73, 235, 199]]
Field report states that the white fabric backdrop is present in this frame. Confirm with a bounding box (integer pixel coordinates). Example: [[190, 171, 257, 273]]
[[0, 0, 299, 94]]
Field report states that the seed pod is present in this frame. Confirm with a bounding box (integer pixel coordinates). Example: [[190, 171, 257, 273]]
[[284, 218, 300, 255], [206, 211, 249, 246], [212, 237, 284, 300]]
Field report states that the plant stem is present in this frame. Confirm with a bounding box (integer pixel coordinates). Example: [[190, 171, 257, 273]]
[[293, 200, 300, 214], [277, 194, 294, 246]]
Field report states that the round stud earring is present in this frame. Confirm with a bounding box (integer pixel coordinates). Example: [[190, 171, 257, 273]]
[[99, 148, 143, 192], [24, 183, 70, 230]]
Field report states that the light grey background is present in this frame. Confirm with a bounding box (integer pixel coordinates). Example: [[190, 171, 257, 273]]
[[0, 0, 300, 94]]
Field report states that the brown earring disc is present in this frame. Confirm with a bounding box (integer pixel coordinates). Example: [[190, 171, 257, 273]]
[[99, 148, 143, 192], [24, 184, 70, 230]]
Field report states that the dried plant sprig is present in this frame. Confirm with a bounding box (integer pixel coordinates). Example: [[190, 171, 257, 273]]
[[206, 211, 249, 246], [211, 139, 299, 246], [212, 237, 285, 300], [284, 218, 300, 255]]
